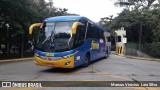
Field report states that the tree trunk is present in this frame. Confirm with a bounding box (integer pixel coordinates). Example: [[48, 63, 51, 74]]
[[20, 33, 24, 58]]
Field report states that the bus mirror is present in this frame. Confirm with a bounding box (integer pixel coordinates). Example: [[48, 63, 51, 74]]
[[29, 23, 42, 35], [72, 22, 83, 34]]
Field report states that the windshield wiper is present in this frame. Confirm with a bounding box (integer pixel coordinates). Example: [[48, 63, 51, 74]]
[[41, 36, 52, 49]]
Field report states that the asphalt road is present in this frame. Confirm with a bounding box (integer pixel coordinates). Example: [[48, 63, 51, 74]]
[[0, 54, 160, 90]]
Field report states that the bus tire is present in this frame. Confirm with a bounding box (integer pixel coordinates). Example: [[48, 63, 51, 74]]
[[82, 54, 90, 67]]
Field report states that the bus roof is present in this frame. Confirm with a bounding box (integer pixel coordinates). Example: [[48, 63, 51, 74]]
[[44, 16, 88, 22], [44, 16, 109, 32]]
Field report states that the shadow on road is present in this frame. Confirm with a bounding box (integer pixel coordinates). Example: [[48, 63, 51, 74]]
[[39, 57, 107, 74], [39, 67, 82, 74]]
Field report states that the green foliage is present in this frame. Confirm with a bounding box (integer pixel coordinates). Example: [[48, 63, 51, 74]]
[[100, 0, 160, 58], [114, 0, 157, 9], [0, 0, 70, 57], [100, 1, 160, 43], [149, 42, 160, 57]]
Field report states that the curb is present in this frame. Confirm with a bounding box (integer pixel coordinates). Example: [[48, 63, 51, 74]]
[[112, 52, 160, 61], [0, 57, 34, 63]]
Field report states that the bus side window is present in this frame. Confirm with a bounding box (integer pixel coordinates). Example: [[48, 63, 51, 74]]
[[74, 25, 85, 47], [86, 23, 94, 39], [79, 19, 87, 27], [94, 27, 100, 39], [99, 30, 105, 39]]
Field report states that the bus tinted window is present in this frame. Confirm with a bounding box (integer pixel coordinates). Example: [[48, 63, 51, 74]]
[[79, 19, 88, 27], [86, 22, 102, 39], [99, 30, 104, 39], [86, 23, 94, 39], [74, 25, 85, 47], [93, 26, 100, 39]]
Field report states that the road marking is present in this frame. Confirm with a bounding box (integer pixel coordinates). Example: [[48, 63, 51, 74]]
[[127, 87, 160, 90], [95, 71, 160, 90], [80, 79, 96, 81], [95, 71, 130, 80], [6, 69, 83, 90], [5, 70, 160, 90]]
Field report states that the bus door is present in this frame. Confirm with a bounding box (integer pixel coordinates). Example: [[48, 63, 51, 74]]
[[99, 30, 106, 57], [105, 37, 111, 54], [105, 36, 109, 54], [104, 32, 111, 55], [86, 22, 98, 60]]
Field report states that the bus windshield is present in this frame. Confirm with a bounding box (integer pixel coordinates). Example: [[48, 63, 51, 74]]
[[36, 21, 74, 52]]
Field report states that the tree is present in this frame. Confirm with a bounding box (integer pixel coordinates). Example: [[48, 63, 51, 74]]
[[100, 3, 160, 43], [0, 0, 70, 58], [114, 0, 158, 9], [99, 15, 113, 30]]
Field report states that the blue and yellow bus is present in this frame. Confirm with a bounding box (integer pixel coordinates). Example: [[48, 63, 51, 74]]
[[29, 16, 111, 68]]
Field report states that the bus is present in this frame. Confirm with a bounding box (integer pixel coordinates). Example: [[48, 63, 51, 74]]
[[29, 16, 111, 68]]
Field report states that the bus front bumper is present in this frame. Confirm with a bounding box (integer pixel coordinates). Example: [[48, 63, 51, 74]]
[[34, 56, 74, 68]]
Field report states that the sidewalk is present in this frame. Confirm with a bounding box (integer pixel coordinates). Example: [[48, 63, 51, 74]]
[[111, 51, 160, 61], [0, 57, 34, 63]]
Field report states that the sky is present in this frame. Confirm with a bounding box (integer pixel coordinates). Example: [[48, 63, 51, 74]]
[[52, 0, 124, 22]]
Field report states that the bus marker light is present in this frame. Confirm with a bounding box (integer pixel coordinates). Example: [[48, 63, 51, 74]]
[[76, 56, 80, 60], [48, 58, 52, 61], [47, 64, 53, 67]]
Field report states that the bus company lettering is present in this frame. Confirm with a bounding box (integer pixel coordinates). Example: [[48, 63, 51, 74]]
[[46, 53, 54, 57], [91, 41, 99, 49]]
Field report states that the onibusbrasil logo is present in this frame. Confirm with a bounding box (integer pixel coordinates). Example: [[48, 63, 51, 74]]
[[1, 82, 42, 87]]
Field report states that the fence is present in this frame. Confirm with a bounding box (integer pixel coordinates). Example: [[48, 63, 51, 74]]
[[125, 42, 160, 58]]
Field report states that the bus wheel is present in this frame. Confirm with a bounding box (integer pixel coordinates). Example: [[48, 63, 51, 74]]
[[82, 55, 90, 67]]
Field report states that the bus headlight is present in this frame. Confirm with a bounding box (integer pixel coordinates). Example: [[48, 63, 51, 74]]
[[62, 51, 78, 59], [62, 54, 72, 59]]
